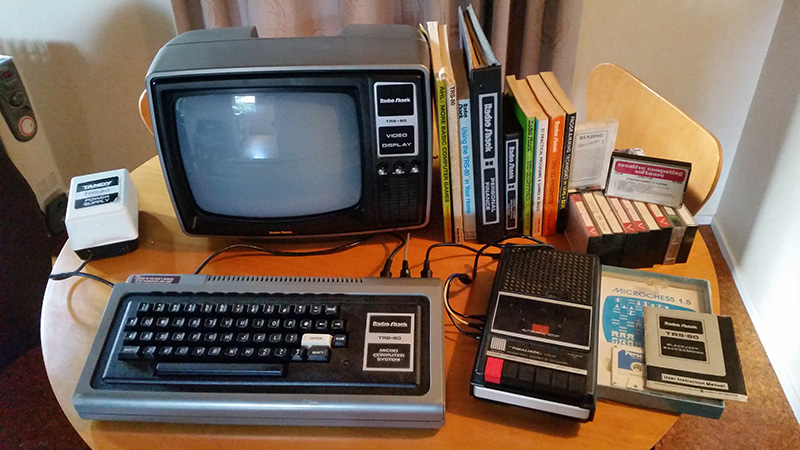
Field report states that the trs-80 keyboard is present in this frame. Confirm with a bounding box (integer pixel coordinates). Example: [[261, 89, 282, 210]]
[[73, 274, 445, 428]]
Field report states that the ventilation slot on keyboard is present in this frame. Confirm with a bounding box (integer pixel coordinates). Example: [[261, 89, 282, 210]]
[[207, 275, 364, 284]]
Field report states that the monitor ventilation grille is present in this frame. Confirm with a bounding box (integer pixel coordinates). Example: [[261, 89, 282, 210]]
[[207, 275, 364, 284]]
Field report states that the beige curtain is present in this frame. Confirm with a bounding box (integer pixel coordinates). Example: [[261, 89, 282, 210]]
[[169, 0, 549, 78]]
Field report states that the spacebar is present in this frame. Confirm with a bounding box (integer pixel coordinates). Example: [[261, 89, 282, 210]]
[[155, 362, 286, 377]]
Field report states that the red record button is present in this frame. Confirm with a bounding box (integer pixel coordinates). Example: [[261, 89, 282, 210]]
[[484, 356, 504, 385], [19, 116, 36, 136]]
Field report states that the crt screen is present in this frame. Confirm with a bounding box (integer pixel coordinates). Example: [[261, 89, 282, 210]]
[[174, 92, 362, 218]]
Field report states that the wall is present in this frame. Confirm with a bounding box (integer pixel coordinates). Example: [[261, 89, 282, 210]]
[[565, 0, 782, 223], [714, 0, 800, 419], [0, 0, 175, 182]]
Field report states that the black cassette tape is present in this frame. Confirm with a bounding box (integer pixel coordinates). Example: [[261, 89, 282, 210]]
[[470, 246, 600, 420]]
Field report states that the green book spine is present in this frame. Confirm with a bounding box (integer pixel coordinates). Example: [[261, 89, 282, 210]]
[[514, 102, 535, 236]]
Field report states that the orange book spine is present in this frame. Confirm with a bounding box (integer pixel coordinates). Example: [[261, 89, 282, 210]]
[[542, 114, 564, 235]]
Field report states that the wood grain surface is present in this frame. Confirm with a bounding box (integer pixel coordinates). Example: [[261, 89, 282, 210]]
[[41, 157, 720, 449]]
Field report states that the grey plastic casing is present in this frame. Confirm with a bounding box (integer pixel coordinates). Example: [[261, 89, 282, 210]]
[[72, 275, 445, 428], [144, 25, 433, 239]]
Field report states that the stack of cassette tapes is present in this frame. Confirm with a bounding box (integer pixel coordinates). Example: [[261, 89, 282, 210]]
[[564, 189, 697, 268]]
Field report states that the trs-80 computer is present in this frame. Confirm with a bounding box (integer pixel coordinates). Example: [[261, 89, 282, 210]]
[[73, 275, 445, 428]]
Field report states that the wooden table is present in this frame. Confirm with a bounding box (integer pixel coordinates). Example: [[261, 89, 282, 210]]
[[42, 157, 720, 449]]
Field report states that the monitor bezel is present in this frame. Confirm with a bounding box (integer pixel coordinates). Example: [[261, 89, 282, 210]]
[[149, 70, 430, 238]]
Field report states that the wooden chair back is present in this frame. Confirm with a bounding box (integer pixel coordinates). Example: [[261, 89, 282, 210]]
[[586, 63, 722, 214]]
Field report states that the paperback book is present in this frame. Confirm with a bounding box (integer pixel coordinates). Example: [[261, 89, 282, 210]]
[[644, 307, 747, 403]]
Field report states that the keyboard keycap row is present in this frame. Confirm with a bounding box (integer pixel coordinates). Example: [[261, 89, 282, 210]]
[[137, 302, 340, 317]]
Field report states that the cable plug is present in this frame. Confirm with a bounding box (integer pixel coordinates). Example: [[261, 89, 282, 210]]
[[400, 260, 411, 278], [380, 259, 393, 278], [456, 273, 472, 285], [420, 260, 433, 278]]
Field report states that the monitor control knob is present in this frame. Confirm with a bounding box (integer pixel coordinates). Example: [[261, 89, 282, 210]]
[[377, 163, 388, 176], [392, 162, 405, 175], [409, 162, 420, 174]]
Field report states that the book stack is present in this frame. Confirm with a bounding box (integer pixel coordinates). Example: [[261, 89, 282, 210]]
[[426, 7, 583, 243], [564, 188, 698, 268], [502, 72, 577, 238]]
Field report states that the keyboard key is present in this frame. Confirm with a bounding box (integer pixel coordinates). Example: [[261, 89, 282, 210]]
[[257, 347, 272, 358], [175, 346, 190, 357], [153, 303, 166, 313], [171, 317, 186, 327], [314, 320, 328, 332], [188, 332, 202, 342], [137, 303, 151, 313], [123, 331, 138, 343], [215, 304, 229, 314], [331, 319, 346, 331], [307, 347, 330, 362], [283, 319, 296, 330], [171, 332, 186, 342], [252, 318, 265, 329], [253, 333, 266, 343], [155, 332, 169, 342], [236, 318, 249, 328], [124, 317, 138, 330], [220, 333, 234, 343], [290, 348, 305, 362], [301, 333, 333, 349], [140, 317, 154, 328], [158, 346, 173, 357], [309, 305, 322, 315], [141, 346, 157, 359], [324, 305, 339, 316], [168, 303, 182, 314], [293, 305, 307, 315], [268, 333, 283, 344], [247, 304, 260, 314], [278, 305, 291, 315], [332, 334, 348, 348], [236, 333, 250, 343], [223, 347, 238, 357], [262, 304, 276, 315], [204, 318, 218, 328], [201, 304, 214, 314], [155, 362, 286, 377], [267, 319, 281, 329], [191, 347, 206, 357], [182, 303, 197, 314], [232, 304, 245, 314], [207, 347, 222, 357], [299, 319, 313, 331], [188, 318, 202, 328], [241, 347, 255, 358], [156, 317, 170, 327], [285, 333, 299, 345], [139, 331, 154, 342], [118, 345, 140, 360], [204, 333, 218, 343], [220, 318, 234, 328]]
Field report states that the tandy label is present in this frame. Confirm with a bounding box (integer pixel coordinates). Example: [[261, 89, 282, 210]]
[[74, 176, 120, 209]]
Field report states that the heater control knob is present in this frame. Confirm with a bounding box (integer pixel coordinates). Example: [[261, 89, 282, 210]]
[[19, 115, 36, 137]]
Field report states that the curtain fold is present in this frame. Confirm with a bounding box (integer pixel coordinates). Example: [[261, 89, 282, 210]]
[[169, 0, 548, 78]]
